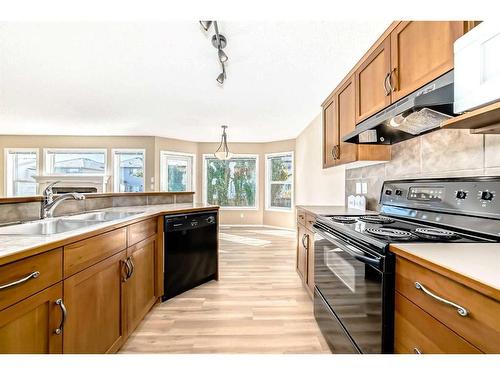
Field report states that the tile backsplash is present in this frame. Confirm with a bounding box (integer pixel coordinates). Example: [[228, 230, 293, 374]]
[[345, 130, 500, 210]]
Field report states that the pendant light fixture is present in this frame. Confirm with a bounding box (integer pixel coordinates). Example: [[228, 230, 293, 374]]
[[214, 126, 233, 160]]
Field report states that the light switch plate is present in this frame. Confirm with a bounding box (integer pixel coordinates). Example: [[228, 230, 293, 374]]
[[362, 182, 368, 194], [355, 182, 362, 194]]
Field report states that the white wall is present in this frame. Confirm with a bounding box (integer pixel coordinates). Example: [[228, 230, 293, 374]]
[[295, 113, 345, 206]]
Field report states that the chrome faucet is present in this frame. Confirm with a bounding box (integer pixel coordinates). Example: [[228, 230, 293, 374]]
[[40, 181, 86, 219]]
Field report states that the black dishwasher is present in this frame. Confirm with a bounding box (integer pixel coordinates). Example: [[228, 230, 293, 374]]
[[162, 211, 218, 301]]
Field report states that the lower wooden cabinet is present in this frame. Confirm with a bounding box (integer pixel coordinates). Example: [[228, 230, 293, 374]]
[[0, 283, 63, 354], [63, 250, 127, 354], [394, 292, 481, 354], [125, 235, 158, 334], [296, 211, 315, 297], [296, 225, 308, 282]]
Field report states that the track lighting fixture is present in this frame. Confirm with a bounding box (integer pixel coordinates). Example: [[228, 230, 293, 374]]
[[214, 126, 232, 160], [199, 20, 229, 84]]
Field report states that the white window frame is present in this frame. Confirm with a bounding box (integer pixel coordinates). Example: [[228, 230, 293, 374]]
[[265, 151, 294, 212], [4, 148, 40, 197], [202, 153, 259, 210], [112, 148, 146, 193], [159, 151, 196, 192], [43, 148, 108, 176]]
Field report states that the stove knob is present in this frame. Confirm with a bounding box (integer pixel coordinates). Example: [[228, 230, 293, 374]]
[[206, 216, 216, 224], [385, 189, 392, 196], [481, 191, 494, 201], [456, 191, 467, 200], [395, 189, 403, 196]]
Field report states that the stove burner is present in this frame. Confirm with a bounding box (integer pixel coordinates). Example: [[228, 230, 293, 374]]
[[331, 216, 357, 224], [364, 227, 416, 241], [358, 215, 396, 224], [414, 227, 460, 241]]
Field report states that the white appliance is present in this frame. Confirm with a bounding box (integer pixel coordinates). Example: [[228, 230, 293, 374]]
[[454, 21, 500, 113]]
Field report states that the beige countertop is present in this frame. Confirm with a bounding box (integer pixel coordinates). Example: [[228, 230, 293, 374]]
[[0, 203, 218, 266], [296, 205, 378, 216], [390, 243, 500, 301]]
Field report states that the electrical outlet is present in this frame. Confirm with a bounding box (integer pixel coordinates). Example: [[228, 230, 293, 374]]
[[355, 182, 362, 194], [362, 182, 368, 194]]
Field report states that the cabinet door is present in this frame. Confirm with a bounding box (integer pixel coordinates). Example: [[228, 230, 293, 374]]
[[390, 21, 465, 101], [305, 229, 315, 295], [355, 36, 392, 123], [0, 283, 63, 354], [125, 236, 157, 334], [336, 76, 358, 165], [296, 225, 308, 282], [322, 99, 338, 168], [63, 251, 127, 354]]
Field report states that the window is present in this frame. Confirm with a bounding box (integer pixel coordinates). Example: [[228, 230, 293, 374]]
[[113, 149, 145, 192], [4, 149, 38, 197], [204, 155, 258, 209], [44, 149, 106, 175], [160, 152, 194, 192], [265, 152, 293, 211]]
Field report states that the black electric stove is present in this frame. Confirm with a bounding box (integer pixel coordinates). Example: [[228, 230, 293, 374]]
[[313, 176, 500, 354]]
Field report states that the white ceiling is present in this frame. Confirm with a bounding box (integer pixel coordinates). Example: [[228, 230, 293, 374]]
[[0, 21, 390, 142]]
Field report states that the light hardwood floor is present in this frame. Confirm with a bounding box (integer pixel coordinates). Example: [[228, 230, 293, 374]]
[[120, 226, 331, 354]]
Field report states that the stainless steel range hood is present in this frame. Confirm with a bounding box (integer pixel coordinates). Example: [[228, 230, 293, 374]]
[[342, 71, 456, 144]]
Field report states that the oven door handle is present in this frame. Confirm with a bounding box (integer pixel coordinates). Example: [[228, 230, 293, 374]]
[[314, 225, 381, 268]]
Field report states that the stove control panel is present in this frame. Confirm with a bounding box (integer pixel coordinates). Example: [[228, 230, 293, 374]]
[[380, 177, 500, 219]]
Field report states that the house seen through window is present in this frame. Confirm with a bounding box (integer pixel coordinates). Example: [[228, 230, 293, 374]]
[[5, 149, 38, 197], [113, 150, 145, 192]]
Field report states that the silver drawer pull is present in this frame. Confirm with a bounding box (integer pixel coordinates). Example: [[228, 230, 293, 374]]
[[54, 298, 67, 335], [0, 271, 40, 291], [415, 281, 469, 317]]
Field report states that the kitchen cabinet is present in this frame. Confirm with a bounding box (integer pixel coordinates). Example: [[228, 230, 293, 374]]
[[322, 75, 391, 168], [354, 37, 392, 123], [296, 210, 315, 297], [390, 21, 466, 101], [322, 99, 338, 168], [63, 250, 127, 354], [296, 224, 308, 283], [392, 252, 500, 354], [0, 283, 63, 354], [125, 235, 158, 334]]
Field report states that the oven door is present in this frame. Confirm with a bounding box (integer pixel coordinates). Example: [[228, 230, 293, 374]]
[[313, 224, 386, 354]]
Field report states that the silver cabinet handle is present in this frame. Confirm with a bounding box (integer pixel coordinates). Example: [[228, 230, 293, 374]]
[[388, 68, 396, 92], [122, 258, 132, 281], [0, 271, 40, 291], [413, 347, 422, 354], [384, 72, 391, 96], [415, 282, 468, 317], [301, 234, 307, 249], [128, 257, 135, 278], [54, 298, 67, 335]]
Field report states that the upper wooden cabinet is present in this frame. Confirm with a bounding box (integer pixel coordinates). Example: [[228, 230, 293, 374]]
[[321, 20, 475, 169], [322, 99, 338, 168], [390, 21, 465, 101], [354, 37, 392, 123], [323, 75, 391, 168]]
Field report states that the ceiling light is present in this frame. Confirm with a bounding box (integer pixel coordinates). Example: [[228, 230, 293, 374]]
[[199, 21, 213, 31], [199, 20, 229, 84], [218, 48, 228, 63], [214, 125, 233, 160]]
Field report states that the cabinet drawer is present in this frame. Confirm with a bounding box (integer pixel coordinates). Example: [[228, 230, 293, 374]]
[[297, 209, 306, 226], [128, 218, 157, 246], [396, 257, 500, 353], [0, 249, 62, 311], [305, 213, 316, 232], [64, 228, 127, 277], [395, 292, 481, 354]]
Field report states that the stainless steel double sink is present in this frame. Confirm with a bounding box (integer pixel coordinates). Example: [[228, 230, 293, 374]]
[[0, 211, 144, 236]]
